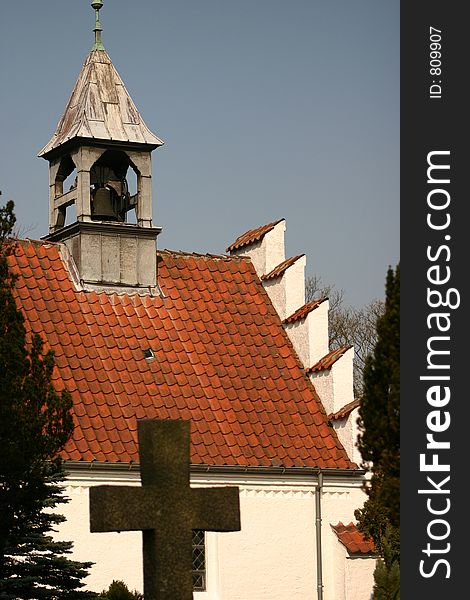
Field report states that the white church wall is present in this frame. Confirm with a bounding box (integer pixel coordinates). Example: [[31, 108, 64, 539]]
[[321, 484, 372, 600], [309, 369, 334, 415], [217, 487, 316, 599], [344, 557, 376, 600], [262, 277, 287, 322], [232, 220, 286, 278], [285, 300, 330, 368], [58, 469, 370, 600], [59, 473, 143, 594], [309, 347, 354, 417], [332, 408, 362, 467], [283, 255, 306, 318], [328, 529, 376, 600], [330, 347, 355, 412], [262, 256, 306, 322]]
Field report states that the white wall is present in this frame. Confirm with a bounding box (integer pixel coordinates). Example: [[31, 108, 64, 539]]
[[332, 408, 362, 467], [262, 255, 306, 322], [309, 347, 354, 417], [285, 300, 329, 368], [57, 469, 372, 600]]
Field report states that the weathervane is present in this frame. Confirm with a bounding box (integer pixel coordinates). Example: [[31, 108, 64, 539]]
[[91, 1, 105, 51]]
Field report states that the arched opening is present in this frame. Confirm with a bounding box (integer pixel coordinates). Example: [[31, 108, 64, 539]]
[[89, 150, 139, 223]]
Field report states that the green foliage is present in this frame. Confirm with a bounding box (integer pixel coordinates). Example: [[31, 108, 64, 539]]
[[355, 265, 400, 595], [372, 526, 400, 599], [0, 200, 95, 598], [99, 580, 143, 600]]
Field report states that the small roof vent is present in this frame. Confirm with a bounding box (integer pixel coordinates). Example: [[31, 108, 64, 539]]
[[143, 348, 154, 360]]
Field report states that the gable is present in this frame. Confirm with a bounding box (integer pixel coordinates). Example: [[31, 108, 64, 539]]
[[10, 240, 355, 470]]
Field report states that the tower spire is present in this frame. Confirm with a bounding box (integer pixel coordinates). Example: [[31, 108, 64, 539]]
[[91, 1, 105, 51]]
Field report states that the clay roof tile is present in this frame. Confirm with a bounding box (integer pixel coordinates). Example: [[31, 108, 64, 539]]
[[307, 345, 353, 374], [261, 255, 305, 281], [283, 298, 328, 324], [226, 219, 284, 253], [9, 240, 356, 471], [331, 522, 377, 555]]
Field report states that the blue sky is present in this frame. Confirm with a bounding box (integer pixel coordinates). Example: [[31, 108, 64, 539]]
[[0, 1, 399, 307]]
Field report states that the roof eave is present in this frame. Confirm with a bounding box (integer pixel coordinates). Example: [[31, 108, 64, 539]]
[[64, 460, 364, 478], [38, 135, 164, 161]]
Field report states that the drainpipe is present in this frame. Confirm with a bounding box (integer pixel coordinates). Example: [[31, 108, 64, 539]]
[[315, 470, 324, 600]]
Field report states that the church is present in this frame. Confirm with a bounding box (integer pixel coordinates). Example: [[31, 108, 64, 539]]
[[9, 3, 377, 598]]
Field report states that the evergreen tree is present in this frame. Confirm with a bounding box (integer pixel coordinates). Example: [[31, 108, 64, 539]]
[[0, 200, 95, 598], [355, 265, 400, 596], [99, 580, 143, 600], [372, 525, 400, 600]]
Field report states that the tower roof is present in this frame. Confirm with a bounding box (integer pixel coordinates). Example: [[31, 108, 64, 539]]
[[38, 49, 164, 158]]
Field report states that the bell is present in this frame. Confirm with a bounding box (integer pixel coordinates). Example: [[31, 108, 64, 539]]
[[91, 187, 119, 221]]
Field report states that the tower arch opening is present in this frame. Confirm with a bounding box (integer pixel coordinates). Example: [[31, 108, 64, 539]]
[[90, 149, 139, 223]]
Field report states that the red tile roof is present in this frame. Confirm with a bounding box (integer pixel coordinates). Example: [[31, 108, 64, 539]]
[[9, 240, 356, 470], [226, 219, 284, 253], [283, 298, 328, 324], [331, 522, 376, 555], [261, 255, 305, 281], [306, 345, 352, 374], [328, 399, 360, 421]]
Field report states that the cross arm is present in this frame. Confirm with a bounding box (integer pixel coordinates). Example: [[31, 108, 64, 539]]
[[90, 485, 157, 532], [191, 486, 241, 532]]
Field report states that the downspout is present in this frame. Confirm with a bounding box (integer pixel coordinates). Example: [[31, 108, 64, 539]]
[[315, 470, 324, 600]]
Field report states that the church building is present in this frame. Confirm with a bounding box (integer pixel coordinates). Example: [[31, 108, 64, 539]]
[[9, 3, 376, 598]]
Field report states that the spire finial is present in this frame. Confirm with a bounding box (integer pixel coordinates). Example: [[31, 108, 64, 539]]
[[91, 1, 105, 51]]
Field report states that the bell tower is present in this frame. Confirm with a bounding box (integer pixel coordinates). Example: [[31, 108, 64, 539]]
[[39, 1, 164, 292]]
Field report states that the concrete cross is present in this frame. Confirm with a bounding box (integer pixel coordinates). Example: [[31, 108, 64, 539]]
[[89, 419, 241, 600]]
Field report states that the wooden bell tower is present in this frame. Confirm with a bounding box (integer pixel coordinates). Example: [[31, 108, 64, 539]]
[[39, 1, 164, 293]]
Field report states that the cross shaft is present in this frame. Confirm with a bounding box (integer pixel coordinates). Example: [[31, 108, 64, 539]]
[[89, 420, 240, 600]]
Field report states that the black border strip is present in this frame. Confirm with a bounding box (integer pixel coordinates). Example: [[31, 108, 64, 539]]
[[401, 2, 467, 596]]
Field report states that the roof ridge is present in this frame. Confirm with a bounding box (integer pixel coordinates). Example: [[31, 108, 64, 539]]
[[328, 399, 360, 421], [158, 249, 252, 262], [226, 218, 285, 253], [306, 345, 353, 374], [283, 297, 328, 324], [261, 254, 305, 281]]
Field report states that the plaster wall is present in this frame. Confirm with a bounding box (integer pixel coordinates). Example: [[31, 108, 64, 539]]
[[57, 471, 371, 600], [284, 256, 306, 318], [285, 301, 329, 368], [231, 220, 286, 278], [329, 530, 376, 600], [263, 277, 287, 322], [262, 220, 287, 275], [333, 409, 362, 466], [309, 348, 354, 416], [345, 557, 376, 600], [330, 347, 355, 413], [310, 370, 334, 415], [263, 257, 306, 322], [321, 486, 375, 600]]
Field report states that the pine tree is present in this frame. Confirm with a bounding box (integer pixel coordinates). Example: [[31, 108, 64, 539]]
[[99, 580, 143, 600], [0, 200, 96, 599], [355, 265, 400, 596], [372, 525, 400, 600]]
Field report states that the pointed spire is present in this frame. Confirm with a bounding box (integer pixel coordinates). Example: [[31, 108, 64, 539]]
[[91, 1, 105, 51], [38, 1, 163, 157], [38, 50, 164, 157]]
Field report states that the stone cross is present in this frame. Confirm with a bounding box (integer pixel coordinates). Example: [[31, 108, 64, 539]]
[[89, 419, 240, 600]]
